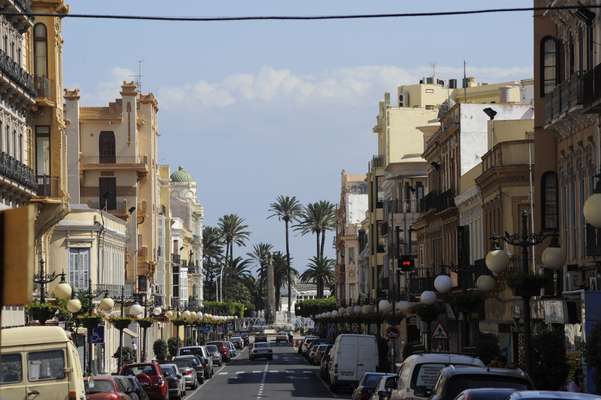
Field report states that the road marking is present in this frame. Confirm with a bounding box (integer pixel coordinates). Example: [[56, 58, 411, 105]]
[[252, 370, 261, 373], [256, 362, 269, 400], [218, 372, 228, 375]]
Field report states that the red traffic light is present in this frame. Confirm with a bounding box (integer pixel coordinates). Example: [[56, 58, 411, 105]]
[[398, 255, 415, 271]]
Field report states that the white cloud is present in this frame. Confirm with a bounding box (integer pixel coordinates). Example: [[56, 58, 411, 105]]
[[76, 64, 531, 108]]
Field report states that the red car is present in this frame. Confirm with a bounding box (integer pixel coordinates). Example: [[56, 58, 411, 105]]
[[84, 376, 130, 400], [121, 361, 168, 400], [207, 341, 230, 361]]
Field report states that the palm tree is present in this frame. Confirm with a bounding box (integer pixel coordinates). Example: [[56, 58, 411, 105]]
[[268, 195, 302, 320], [272, 251, 298, 311], [295, 201, 337, 258], [203, 226, 224, 300], [300, 256, 335, 298], [247, 242, 273, 309], [217, 214, 250, 301], [224, 256, 253, 282]]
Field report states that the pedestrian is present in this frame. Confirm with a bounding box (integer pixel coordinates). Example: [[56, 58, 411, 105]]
[[566, 369, 583, 392]]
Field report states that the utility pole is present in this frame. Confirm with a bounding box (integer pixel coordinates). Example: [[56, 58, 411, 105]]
[[266, 253, 275, 324]]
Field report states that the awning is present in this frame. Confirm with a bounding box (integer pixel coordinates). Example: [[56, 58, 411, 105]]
[[123, 328, 138, 338]]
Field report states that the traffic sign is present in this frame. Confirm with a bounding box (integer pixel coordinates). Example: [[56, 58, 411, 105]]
[[386, 326, 400, 339], [91, 326, 104, 344], [398, 255, 416, 272], [431, 322, 448, 340]]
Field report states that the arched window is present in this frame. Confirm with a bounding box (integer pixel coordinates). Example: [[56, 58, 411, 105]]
[[542, 171, 559, 230], [541, 37, 559, 96], [33, 24, 47, 78], [98, 131, 115, 163]]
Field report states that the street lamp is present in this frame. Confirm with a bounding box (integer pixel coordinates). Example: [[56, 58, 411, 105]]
[[420, 291, 437, 305], [67, 298, 82, 313], [485, 209, 559, 373], [129, 302, 144, 318], [584, 175, 601, 228], [476, 275, 496, 292], [434, 275, 453, 294]]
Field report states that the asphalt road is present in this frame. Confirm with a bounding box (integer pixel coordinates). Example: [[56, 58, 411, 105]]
[[184, 343, 349, 400]]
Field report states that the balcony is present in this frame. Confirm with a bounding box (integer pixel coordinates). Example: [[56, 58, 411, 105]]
[[36, 175, 59, 197], [368, 155, 385, 170], [583, 63, 601, 113], [94, 283, 134, 299], [0, 152, 36, 192], [0, 49, 35, 99], [81, 155, 148, 176], [187, 264, 201, 274], [172, 254, 181, 265], [419, 189, 456, 213], [0, 0, 33, 32], [87, 199, 129, 215], [482, 140, 532, 172], [34, 76, 54, 101], [586, 224, 601, 257], [544, 74, 584, 126]]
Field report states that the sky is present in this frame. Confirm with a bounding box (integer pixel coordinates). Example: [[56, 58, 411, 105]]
[[63, 1, 533, 273]]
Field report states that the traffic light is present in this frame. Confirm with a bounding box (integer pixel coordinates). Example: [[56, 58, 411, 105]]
[[398, 255, 415, 272]]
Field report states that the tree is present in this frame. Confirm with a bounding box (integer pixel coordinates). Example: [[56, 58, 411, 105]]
[[531, 328, 569, 390], [295, 201, 336, 258], [271, 251, 298, 311], [268, 195, 302, 320], [224, 256, 253, 282], [217, 214, 250, 301], [167, 337, 178, 359], [153, 339, 168, 362], [113, 346, 136, 365], [300, 256, 335, 298], [247, 242, 274, 310], [203, 226, 224, 301]]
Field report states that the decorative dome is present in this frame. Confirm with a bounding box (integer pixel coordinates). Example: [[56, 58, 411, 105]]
[[170, 166, 194, 183]]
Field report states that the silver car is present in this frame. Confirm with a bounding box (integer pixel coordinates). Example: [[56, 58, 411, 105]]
[[205, 344, 223, 366], [172, 357, 199, 389]]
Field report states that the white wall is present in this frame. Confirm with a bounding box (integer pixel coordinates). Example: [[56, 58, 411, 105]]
[[347, 193, 368, 225]]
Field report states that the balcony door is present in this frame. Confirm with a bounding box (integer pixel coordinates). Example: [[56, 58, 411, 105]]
[[98, 176, 116, 210], [98, 131, 115, 163]]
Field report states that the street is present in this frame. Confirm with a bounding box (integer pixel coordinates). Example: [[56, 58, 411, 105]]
[[184, 344, 346, 400]]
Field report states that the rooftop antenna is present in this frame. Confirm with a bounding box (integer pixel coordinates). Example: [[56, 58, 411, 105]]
[[431, 62, 437, 80], [130, 60, 143, 93], [463, 60, 467, 103]]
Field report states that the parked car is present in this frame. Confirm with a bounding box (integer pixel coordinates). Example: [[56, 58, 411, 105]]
[[159, 364, 186, 400], [120, 362, 169, 400], [309, 343, 331, 365], [509, 391, 601, 400], [231, 336, 244, 349], [370, 374, 398, 400], [249, 342, 273, 361], [390, 353, 485, 400], [454, 388, 518, 400], [174, 354, 206, 384], [227, 341, 238, 358], [177, 345, 214, 379], [298, 335, 318, 353], [254, 334, 268, 343], [1, 326, 87, 400], [120, 376, 151, 400], [352, 372, 394, 400], [328, 334, 379, 390], [430, 367, 534, 400], [275, 333, 289, 344], [240, 332, 250, 346], [205, 344, 223, 366], [85, 376, 131, 400], [172, 356, 201, 388], [207, 341, 231, 361], [320, 347, 333, 381]]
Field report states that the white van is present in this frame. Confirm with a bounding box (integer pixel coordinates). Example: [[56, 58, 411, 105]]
[[328, 334, 378, 388], [1, 326, 86, 400], [389, 353, 484, 400]]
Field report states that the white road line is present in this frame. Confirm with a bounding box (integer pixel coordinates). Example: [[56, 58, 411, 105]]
[[218, 372, 228, 375], [255, 362, 269, 400]]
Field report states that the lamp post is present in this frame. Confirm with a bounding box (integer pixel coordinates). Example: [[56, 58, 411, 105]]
[[34, 260, 70, 304], [485, 209, 560, 372]]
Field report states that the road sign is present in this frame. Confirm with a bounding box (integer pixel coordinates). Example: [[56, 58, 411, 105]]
[[91, 326, 104, 344], [431, 322, 448, 340], [386, 326, 400, 339]]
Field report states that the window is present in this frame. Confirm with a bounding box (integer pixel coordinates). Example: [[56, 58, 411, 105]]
[[69, 248, 89, 290], [10, 41, 14, 60], [98, 177, 117, 210], [27, 350, 65, 381], [0, 354, 22, 383], [33, 24, 48, 78], [35, 126, 50, 175], [569, 36, 575, 76], [541, 171, 559, 231], [541, 37, 559, 96], [98, 131, 116, 163], [18, 133, 22, 162], [5, 125, 9, 156], [12, 130, 16, 158], [3, 35, 6, 53], [17, 47, 21, 66]]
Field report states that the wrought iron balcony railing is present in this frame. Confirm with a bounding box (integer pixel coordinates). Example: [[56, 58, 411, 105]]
[[544, 73, 584, 125], [0, 50, 35, 97], [0, 152, 36, 191], [419, 189, 455, 213], [34, 76, 53, 99], [36, 175, 59, 197]]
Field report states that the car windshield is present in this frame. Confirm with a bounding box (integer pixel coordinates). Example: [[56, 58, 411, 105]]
[[123, 365, 157, 376], [174, 359, 195, 368], [179, 348, 201, 356], [206, 345, 218, 353], [160, 366, 176, 376], [445, 375, 530, 400], [254, 343, 269, 349], [361, 374, 384, 388], [85, 379, 114, 393], [412, 363, 475, 393]]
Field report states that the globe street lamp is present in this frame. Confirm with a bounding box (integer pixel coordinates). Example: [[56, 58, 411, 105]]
[[420, 291, 437, 305], [434, 275, 453, 294], [485, 209, 559, 373], [476, 275, 496, 292], [584, 175, 601, 228]]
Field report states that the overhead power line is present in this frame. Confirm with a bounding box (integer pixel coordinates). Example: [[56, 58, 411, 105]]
[[5, 5, 601, 22]]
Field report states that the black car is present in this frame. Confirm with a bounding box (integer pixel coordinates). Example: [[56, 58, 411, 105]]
[[115, 375, 150, 400], [159, 364, 186, 400], [454, 388, 518, 400], [352, 372, 394, 400]]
